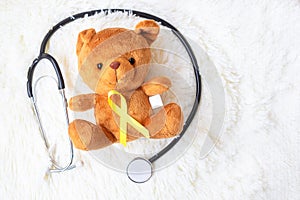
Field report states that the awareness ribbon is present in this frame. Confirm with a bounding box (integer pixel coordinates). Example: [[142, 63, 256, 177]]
[[107, 90, 150, 146]]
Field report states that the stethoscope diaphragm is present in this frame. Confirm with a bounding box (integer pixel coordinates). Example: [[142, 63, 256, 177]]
[[126, 157, 153, 183]]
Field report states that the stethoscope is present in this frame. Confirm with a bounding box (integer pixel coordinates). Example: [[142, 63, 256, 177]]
[[26, 9, 201, 183]]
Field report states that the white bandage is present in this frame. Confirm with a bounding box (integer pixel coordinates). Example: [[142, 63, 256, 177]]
[[149, 94, 163, 110]]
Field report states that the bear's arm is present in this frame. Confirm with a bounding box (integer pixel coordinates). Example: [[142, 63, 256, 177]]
[[141, 77, 171, 96], [69, 93, 99, 112]]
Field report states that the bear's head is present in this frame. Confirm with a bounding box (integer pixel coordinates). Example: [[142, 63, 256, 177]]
[[76, 20, 160, 95]]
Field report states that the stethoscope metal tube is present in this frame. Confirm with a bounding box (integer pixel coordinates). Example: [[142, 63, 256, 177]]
[[27, 9, 202, 180], [27, 53, 75, 173]]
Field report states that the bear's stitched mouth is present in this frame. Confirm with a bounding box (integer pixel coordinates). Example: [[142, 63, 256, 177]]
[[114, 69, 118, 84], [115, 69, 142, 93]]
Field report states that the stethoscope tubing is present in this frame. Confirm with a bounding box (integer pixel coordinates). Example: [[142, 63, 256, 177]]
[[26, 9, 202, 171]]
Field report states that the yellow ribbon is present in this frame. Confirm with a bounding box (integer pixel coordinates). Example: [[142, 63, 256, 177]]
[[108, 90, 150, 146]]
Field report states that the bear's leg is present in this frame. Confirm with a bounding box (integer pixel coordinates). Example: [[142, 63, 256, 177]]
[[68, 119, 116, 150], [144, 103, 183, 139]]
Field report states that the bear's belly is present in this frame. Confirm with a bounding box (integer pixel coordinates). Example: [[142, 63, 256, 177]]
[[94, 88, 151, 141], [127, 88, 152, 124]]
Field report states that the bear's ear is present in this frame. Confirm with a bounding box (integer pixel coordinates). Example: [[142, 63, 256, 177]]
[[76, 28, 96, 56], [135, 20, 160, 45]]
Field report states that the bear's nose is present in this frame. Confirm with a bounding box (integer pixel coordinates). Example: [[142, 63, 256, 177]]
[[110, 61, 120, 70]]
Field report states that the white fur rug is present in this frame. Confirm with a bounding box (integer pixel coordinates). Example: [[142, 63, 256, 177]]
[[1, 0, 299, 199]]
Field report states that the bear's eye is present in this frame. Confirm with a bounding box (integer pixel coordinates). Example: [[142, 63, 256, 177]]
[[128, 57, 135, 65], [97, 63, 103, 70]]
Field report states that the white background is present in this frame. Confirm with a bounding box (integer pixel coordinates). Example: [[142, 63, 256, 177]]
[[0, 0, 299, 199]]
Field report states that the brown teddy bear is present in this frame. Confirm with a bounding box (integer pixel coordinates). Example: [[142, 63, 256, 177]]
[[68, 20, 183, 151]]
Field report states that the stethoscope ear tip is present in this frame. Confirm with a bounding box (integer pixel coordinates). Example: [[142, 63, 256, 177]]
[[75, 160, 84, 168]]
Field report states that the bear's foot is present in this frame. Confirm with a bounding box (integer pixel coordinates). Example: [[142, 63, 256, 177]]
[[144, 103, 183, 139], [68, 119, 116, 150]]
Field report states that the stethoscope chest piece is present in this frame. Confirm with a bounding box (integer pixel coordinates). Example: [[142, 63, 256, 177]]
[[127, 158, 153, 183]]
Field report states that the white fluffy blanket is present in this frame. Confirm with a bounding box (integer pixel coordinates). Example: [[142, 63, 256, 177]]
[[0, 0, 299, 199]]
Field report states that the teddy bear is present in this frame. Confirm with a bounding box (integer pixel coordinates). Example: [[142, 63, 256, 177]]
[[68, 20, 183, 151]]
